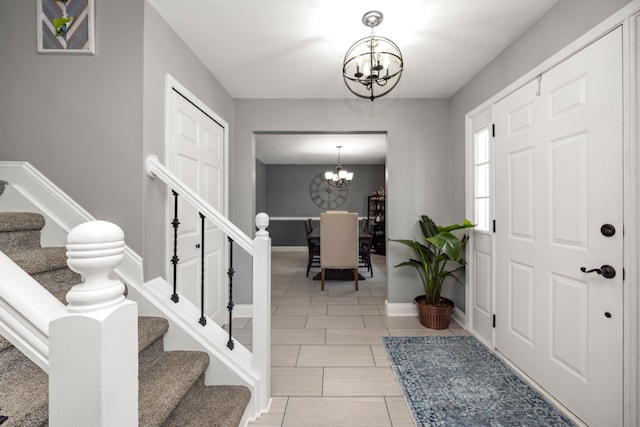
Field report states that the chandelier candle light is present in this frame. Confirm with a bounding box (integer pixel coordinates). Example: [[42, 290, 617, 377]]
[[325, 145, 353, 188], [343, 10, 403, 101]]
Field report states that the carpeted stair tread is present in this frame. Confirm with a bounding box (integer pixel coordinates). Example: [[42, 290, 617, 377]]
[[0, 212, 45, 232], [0, 212, 46, 252], [0, 335, 11, 352], [31, 268, 81, 305], [4, 247, 81, 305], [138, 316, 170, 371], [163, 383, 251, 427], [0, 346, 48, 427], [139, 350, 210, 427], [139, 317, 169, 353], [5, 247, 68, 275]]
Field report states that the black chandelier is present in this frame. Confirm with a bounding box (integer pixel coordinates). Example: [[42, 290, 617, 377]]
[[324, 146, 353, 188], [343, 11, 403, 101]]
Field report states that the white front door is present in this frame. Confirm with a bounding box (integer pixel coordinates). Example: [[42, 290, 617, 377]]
[[167, 87, 227, 325], [494, 27, 623, 426]]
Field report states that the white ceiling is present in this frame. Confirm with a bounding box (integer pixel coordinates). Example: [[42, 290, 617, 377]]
[[148, 0, 559, 163]]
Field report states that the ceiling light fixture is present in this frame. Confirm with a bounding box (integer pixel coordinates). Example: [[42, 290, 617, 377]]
[[342, 10, 403, 101], [324, 145, 353, 188]]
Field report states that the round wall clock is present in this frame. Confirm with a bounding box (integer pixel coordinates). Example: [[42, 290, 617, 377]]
[[309, 172, 348, 209]]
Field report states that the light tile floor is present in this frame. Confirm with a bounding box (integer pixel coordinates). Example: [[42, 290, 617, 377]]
[[244, 250, 469, 427]]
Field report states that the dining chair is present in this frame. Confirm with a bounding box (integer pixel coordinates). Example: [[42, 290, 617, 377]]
[[320, 212, 359, 291], [304, 220, 320, 277], [359, 237, 373, 278], [358, 219, 374, 277]]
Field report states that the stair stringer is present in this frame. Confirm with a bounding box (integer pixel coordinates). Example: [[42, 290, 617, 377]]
[[134, 277, 267, 425], [0, 161, 144, 287], [0, 161, 90, 246]]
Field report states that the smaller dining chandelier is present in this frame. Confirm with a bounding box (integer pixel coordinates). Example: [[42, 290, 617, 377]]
[[343, 10, 403, 101], [325, 146, 354, 188]]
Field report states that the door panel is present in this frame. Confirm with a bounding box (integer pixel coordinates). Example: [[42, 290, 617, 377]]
[[494, 28, 623, 426], [471, 234, 493, 342], [550, 133, 587, 247], [508, 148, 534, 240], [549, 273, 588, 379], [473, 250, 491, 313], [508, 260, 535, 344]]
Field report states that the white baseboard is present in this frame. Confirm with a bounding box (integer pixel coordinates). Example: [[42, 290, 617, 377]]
[[385, 301, 417, 317], [234, 304, 253, 318], [385, 300, 467, 327], [451, 306, 466, 328]]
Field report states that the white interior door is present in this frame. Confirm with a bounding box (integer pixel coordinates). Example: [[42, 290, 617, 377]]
[[494, 27, 623, 426], [167, 88, 227, 325]]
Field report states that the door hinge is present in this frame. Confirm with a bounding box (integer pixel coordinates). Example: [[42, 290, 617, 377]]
[[492, 314, 496, 328], [492, 124, 495, 138], [492, 219, 496, 233]]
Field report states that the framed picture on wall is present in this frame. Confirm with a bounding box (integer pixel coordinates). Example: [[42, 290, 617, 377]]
[[37, 0, 95, 54]]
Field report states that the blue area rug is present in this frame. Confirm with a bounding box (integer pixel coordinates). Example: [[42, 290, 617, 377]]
[[382, 335, 575, 426]]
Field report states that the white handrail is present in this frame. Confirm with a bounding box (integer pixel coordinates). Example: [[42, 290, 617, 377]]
[[0, 251, 66, 371], [145, 155, 253, 255]]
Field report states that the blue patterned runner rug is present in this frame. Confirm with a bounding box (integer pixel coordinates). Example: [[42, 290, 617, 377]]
[[382, 335, 575, 426]]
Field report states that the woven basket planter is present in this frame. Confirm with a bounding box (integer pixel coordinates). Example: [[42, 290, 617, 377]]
[[415, 296, 455, 330]]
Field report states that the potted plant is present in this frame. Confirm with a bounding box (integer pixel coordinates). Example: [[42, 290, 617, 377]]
[[391, 214, 475, 329]]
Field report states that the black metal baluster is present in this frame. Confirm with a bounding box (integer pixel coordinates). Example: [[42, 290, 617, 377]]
[[199, 213, 207, 326], [170, 190, 180, 303], [226, 237, 235, 350]]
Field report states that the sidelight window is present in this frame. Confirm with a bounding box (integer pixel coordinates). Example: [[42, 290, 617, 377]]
[[474, 127, 490, 231]]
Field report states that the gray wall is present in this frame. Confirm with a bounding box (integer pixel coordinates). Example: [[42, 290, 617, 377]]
[[255, 160, 267, 214], [263, 164, 384, 246], [0, 0, 144, 252], [142, 3, 235, 282], [265, 164, 384, 216], [233, 99, 451, 305], [449, 0, 633, 222]]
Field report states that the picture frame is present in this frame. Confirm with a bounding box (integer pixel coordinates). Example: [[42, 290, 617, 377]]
[[37, 0, 95, 54]]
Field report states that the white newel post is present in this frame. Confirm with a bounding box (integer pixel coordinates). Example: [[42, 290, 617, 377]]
[[49, 221, 138, 427], [252, 213, 271, 412]]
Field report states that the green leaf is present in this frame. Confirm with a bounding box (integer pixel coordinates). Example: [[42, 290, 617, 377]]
[[463, 219, 475, 228], [426, 231, 463, 261], [390, 238, 418, 249], [438, 219, 477, 233], [394, 259, 423, 270], [419, 215, 439, 238]]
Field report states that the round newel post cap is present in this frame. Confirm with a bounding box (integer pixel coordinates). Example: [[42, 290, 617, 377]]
[[255, 213, 269, 237], [65, 220, 126, 311]]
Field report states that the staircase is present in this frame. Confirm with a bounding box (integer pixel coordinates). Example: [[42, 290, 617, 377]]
[[0, 181, 251, 426]]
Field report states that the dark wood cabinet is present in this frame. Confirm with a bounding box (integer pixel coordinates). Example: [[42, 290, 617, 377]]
[[367, 195, 385, 254]]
